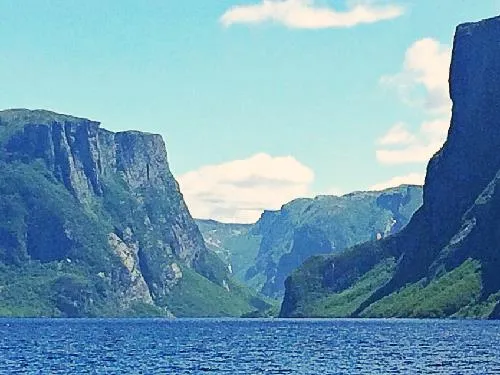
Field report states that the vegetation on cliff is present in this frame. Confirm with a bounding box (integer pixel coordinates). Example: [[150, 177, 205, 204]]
[[0, 109, 269, 317]]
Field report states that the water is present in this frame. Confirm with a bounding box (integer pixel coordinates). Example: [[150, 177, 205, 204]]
[[0, 318, 499, 374]]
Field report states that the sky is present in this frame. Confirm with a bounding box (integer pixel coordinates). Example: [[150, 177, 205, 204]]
[[1, 0, 499, 223]]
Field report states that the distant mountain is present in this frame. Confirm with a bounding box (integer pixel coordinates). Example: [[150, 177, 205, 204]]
[[248, 186, 423, 297], [195, 219, 261, 282], [280, 16, 500, 319], [197, 185, 423, 298], [0, 109, 269, 317]]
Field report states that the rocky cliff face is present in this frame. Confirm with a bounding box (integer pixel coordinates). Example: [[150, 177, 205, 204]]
[[0, 109, 265, 317], [280, 16, 500, 319], [4, 110, 205, 262]]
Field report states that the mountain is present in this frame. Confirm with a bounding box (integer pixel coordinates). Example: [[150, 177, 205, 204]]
[[280, 16, 500, 319], [195, 219, 261, 282], [0, 109, 269, 317], [196, 186, 423, 298]]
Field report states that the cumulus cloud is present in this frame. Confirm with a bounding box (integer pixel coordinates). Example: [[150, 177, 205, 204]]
[[369, 172, 425, 191], [220, 0, 404, 29], [377, 122, 416, 146], [381, 38, 452, 114], [177, 153, 315, 223], [375, 37, 453, 172], [376, 117, 450, 164]]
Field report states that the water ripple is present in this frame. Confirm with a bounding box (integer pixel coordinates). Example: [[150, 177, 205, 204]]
[[0, 318, 498, 374]]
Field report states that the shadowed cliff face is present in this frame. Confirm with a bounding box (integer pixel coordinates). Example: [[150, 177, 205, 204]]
[[0, 109, 265, 317], [387, 17, 500, 289], [424, 18, 500, 244], [281, 16, 500, 319]]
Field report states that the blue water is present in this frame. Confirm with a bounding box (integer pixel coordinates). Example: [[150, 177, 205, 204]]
[[0, 318, 499, 374]]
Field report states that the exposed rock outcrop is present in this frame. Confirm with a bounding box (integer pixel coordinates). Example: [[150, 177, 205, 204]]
[[108, 233, 153, 305]]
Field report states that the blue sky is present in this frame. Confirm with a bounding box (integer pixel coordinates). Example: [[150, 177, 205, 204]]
[[1, 0, 499, 222]]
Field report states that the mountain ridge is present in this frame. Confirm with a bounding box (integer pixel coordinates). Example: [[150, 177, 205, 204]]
[[196, 184, 423, 298]]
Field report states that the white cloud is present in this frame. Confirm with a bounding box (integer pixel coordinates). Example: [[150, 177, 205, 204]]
[[376, 117, 450, 164], [369, 172, 425, 191], [381, 38, 452, 114], [178, 153, 315, 223], [220, 0, 404, 29], [376, 37, 452, 168], [377, 122, 416, 146]]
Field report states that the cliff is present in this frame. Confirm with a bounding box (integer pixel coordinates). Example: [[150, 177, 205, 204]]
[[280, 16, 500, 318], [0, 109, 268, 317]]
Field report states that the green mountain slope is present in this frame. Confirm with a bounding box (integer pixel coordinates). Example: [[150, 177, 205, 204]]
[[0, 109, 269, 317]]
